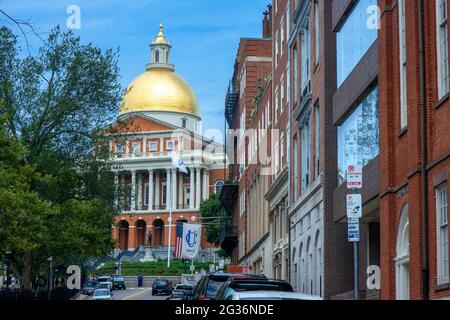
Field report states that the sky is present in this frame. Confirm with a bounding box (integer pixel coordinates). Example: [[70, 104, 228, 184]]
[[0, 0, 269, 138]]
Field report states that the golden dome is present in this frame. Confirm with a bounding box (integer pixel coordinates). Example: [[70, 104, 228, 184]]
[[120, 68, 200, 116]]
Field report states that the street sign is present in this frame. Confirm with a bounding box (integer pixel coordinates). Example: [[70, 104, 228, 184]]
[[346, 194, 362, 218], [348, 218, 360, 242], [347, 164, 363, 189]]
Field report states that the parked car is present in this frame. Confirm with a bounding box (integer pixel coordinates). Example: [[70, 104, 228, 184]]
[[91, 288, 113, 301], [112, 275, 126, 290], [166, 290, 186, 300], [151, 279, 173, 296], [97, 276, 113, 290], [82, 280, 99, 295], [215, 278, 294, 300], [174, 283, 194, 295], [223, 291, 323, 300], [186, 272, 267, 300]]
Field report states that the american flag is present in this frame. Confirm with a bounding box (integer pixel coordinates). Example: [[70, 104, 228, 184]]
[[174, 223, 183, 259]]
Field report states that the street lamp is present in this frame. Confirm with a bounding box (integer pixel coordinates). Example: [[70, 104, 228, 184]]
[[47, 256, 53, 301], [4, 251, 11, 291]]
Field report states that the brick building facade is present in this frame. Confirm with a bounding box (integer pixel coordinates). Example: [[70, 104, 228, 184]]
[[379, 0, 450, 300]]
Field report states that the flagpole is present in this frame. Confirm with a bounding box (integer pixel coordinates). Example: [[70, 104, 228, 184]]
[[167, 169, 172, 268]]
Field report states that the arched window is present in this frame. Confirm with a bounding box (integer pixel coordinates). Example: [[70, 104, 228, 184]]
[[292, 247, 297, 291], [215, 180, 224, 194], [395, 205, 409, 300], [314, 231, 322, 297], [306, 237, 313, 295], [299, 242, 304, 293], [155, 49, 160, 63]]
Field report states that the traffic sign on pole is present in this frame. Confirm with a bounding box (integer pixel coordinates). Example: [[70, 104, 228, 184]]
[[347, 218, 360, 242], [347, 164, 363, 189], [346, 194, 362, 218]]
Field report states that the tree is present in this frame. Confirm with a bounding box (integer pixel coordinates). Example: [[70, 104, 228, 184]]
[[199, 194, 229, 245], [0, 26, 121, 289]]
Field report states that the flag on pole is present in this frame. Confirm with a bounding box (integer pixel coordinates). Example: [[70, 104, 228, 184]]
[[174, 223, 184, 259], [181, 223, 202, 259], [171, 152, 188, 174]]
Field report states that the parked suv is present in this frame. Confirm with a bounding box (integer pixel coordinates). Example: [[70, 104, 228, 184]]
[[112, 275, 126, 290], [187, 273, 266, 300], [152, 279, 173, 295]]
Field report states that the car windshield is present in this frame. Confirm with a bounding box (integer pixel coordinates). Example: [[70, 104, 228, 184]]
[[176, 285, 192, 290], [85, 281, 97, 287], [94, 289, 109, 296], [206, 279, 227, 298], [154, 280, 167, 285], [114, 277, 124, 282]]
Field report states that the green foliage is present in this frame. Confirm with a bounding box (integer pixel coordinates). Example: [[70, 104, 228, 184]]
[[92, 260, 217, 276], [200, 194, 229, 245], [0, 25, 122, 288]]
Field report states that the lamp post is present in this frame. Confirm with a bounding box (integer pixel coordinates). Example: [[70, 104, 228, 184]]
[[47, 256, 53, 301], [4, 251, 11, 291]]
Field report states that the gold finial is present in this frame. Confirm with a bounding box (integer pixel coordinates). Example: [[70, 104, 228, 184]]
[[155, 23, 166, 44]]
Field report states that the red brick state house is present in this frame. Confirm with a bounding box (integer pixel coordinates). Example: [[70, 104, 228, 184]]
[[106, 25, 227, 260]]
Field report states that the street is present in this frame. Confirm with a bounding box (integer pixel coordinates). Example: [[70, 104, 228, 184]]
[[78, 288, 169, 301]]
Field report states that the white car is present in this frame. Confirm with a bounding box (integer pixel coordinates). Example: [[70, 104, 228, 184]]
[[91, 289, 113, 300], [98, 281, 113, 290], [226, 291, 323, 300]]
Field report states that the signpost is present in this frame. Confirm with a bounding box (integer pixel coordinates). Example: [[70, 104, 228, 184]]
[[347, 164, 362, 189], [346, 164, 362, 300]]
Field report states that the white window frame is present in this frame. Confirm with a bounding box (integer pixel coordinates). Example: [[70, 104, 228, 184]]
[[280, 16, 285, 56], [314, 0, 320, 66], [436, 184, 449, 284], [280, 75, 285, 112], [293, 45, 299, 103], [115, 143, 123, 154], [166, 140, 174, 151], [275, 87, 279, 123], [132, 142, 141, 156], [149, 141, 158, 152], [437, 0, 449, 99], [399, 0, 408, 129]]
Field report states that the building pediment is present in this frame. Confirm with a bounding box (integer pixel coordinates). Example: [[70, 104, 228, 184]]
[[106, 112, 178, 135]]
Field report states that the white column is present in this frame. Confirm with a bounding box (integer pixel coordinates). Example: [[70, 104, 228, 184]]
[[126, 140, 130, 157], [195, 167, 201, 209], [166, 169, 171, 209], [172, 169, 177, 209], [131, 170, 136, 211], [205, 170, 210, 199], [178, 172, 183, 208], [189, 167, 195, 209], [155, 171, 160, 208], [148, 169, 153, 210], [202, 169, 207, 201], [137, 172, 142, 210], [114, 172, 119, 206]]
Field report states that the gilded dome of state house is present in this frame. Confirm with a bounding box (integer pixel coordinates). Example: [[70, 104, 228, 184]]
[[120, 24, 200, 116]]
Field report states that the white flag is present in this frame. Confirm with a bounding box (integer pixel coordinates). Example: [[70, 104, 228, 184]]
[[171, 152, 188, 174], [181, 223, 202, 259]]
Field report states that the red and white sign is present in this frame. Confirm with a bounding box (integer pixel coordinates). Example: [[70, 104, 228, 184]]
[[347, 164, 363, 189]]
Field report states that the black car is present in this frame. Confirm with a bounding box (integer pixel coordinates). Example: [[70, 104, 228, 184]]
[[215, 278, 294, 300], [81, 280, 99, 295], [112, 275, 126, 290], [187, 272, 267, 300], [152, 279, 173, 295]]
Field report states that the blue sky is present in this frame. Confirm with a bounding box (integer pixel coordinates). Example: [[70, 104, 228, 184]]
[[1, 0, 268, 136]]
